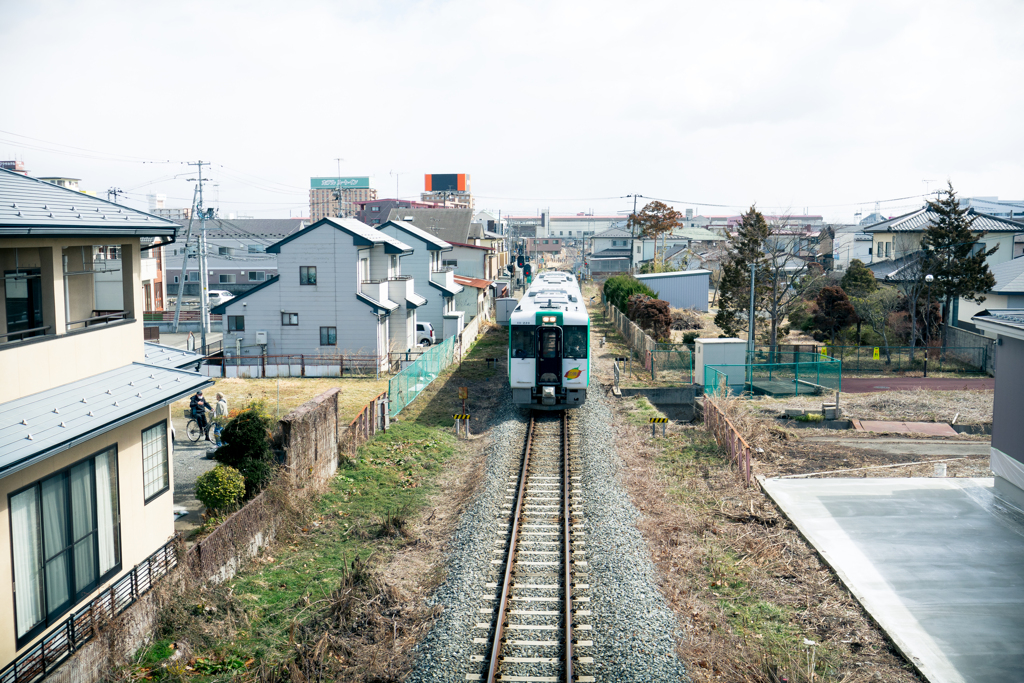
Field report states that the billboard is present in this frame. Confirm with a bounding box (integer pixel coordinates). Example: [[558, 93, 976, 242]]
[[310, 177, 370, 190], [424, 173, 469, 193]]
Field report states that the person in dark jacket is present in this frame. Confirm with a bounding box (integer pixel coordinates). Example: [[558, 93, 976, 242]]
[[190, 390, 213, 441]]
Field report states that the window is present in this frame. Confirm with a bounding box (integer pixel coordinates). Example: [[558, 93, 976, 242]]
[[371, 206, 380, 212], [543, 240, 549, 244], [188, 271, 199, 282], [10, 448, 120, 644], [563, 325, 588, 359], [173, 276, 179, 284], [970, 242, 988, 256], [885, 242, 891, 258], [142, 422, 169, 502], [320, 326, 337, 345], [247, 244, 265, 254], [282, 312, 298, 326], [539, 328, 559, 358], [372, 219, 380, 224], [511, 325, 536, 358], [442, 259, 458, 267], [219, 274, 235, 284], [300, 266, 317, 285], [228, 315, 245, 331], [218, 247, 232, 256], [248, 271, 265, 282]]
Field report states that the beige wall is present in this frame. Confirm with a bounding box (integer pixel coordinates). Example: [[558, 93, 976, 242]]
[[0, 406, 175, 666]]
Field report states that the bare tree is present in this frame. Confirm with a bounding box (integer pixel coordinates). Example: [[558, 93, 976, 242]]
[[851, 286, 901, 364], [760, 216, 823, 362], [887, 235, 929, 361]]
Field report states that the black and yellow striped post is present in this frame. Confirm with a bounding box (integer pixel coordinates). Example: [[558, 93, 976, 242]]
[[453, 414, 471, 438], [650, 416, 668, 437]]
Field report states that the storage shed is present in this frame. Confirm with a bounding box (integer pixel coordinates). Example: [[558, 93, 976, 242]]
[[635, 270, 711, 311]]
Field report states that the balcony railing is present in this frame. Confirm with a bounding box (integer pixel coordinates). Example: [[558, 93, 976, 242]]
[[0, 326, 51, 344], [66, 311, 128, 331], [0, 538, 178, 683]]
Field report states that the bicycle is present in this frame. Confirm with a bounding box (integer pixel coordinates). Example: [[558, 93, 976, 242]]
[[184, 409, 210, 442]]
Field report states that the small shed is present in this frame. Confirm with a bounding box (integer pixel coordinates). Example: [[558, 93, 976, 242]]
[[636, 270, 711, 311]]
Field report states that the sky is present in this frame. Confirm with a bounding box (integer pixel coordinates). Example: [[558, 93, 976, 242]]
[[2, 0, 1023, 224]]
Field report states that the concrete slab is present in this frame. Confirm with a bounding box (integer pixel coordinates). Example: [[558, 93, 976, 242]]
[[800, 437, 991, 458], [855, 420, 959, 436], [761, 477, 1024, 683]]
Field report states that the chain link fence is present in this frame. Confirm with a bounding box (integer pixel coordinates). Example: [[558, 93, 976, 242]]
[[388, 336, 457, 415]]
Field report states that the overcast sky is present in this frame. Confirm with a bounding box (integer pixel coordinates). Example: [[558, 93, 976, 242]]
[[2, 0, 1022, 223]]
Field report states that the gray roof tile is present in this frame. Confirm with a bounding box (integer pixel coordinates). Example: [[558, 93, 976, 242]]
[[142, 342, 206, 369], [0, 363, 211, 479], [864, 207, 1024, 234], [0, 169, 179, 236]]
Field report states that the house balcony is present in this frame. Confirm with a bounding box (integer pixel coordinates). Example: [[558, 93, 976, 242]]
[[430, 268, 457, 291], [360, 279, 390, 305]]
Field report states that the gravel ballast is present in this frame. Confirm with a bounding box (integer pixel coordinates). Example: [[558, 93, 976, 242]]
[[407, 389, 688, 682]]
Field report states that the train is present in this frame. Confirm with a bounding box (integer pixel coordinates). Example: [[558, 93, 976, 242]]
[[508, 270, 590, 409]]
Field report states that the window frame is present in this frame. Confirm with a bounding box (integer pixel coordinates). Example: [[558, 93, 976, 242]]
[[320, 326, 337, 346], [218, 274, 235, 284], [9, 446, 122, 648], [282, 312, 299, 326], [227, 315, 245, 332], [141, 421, 170, 504], [300, 266, 317, 286], [248, 271, 265, 282]]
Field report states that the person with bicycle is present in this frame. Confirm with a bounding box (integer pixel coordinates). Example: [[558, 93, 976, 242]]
[[190, 390, 213, 441]]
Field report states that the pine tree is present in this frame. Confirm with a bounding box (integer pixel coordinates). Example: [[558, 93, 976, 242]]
[[812, 285, 857, 345], [840, 259, 877, 297], [714, 206, 770, 338], [921, 182, 998, 349]]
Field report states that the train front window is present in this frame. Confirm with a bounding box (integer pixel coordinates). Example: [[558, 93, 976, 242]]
[[563, 326, 588, 359], [539, 329, 559, 359], [511, 326, 536, 358]]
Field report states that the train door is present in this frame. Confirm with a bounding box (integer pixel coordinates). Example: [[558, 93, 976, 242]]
[[536, 326, 562, 385]]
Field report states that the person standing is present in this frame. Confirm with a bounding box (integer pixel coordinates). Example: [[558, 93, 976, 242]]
[[214, 392, 228, 419], [190, 390, 213, 441]]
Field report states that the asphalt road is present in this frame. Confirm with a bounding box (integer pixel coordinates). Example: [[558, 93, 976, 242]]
[[842, 377, 994, 393]]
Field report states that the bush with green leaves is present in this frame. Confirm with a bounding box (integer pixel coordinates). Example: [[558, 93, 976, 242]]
[[213, 401, 275, 498], [195, 465, 245, 513], [603, 274, 658, 312]]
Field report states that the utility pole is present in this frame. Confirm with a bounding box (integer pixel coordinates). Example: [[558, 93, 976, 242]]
[[747, 263, 757, 371], [172, 184, 200, 333], [107, 187, 126, 204], [334, 158, 345, 217], [185, 161, 212, 353]]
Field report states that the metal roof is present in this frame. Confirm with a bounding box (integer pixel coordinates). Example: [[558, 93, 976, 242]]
[[863, 207, 1024, 234], [593, 227, 633, 239], [971, 308, 1024, 339], [989, 258, 1024, 294], [636, 269, 712, 280], [386, 208, 476, 243], [142, 342, 206, 370], [0, 363, 212, 479], [591, 248, 632, 258], [0, 168, 179, 237], [380, 218, 453, 251], [267, 217, 412, 254], [453, 274, 493, 289], [173, 218, 307, 239], [868, 252, 923, 280]]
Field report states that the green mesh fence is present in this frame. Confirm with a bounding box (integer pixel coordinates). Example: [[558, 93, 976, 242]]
[[751, 345, 988, 374], [704, 357, 842, 397], [388, 336, 457, 416], [650, 347, 693, 383]]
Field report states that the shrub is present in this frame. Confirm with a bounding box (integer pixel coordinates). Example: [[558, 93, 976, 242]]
[[195, 465, 245, 513], [682, 331, 700, 345], [213, 401, 275, 498], [603, 273, 658, 312], [670, 308, 703, 331], [627, 294, 673, 341]]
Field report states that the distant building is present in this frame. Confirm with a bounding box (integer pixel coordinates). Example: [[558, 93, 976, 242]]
[[309, 177, 377, 221], [961, 197, 1024, 220], [355, 198, 439, 226], [0, 160, 28, 175], [37, 177, 81, 191], [421, 174, 473, 210], [166, 219, 308, 296]]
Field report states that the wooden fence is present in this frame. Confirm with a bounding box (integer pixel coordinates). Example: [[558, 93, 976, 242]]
[[703, 397, 752, 487]]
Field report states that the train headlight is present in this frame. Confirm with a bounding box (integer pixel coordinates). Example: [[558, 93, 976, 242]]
[[542, 316, 556, 323]]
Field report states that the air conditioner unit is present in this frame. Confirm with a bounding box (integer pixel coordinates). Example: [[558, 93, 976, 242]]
[[255, 330, 267, 344]]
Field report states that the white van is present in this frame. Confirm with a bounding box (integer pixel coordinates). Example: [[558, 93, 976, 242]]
[[207, 290, 234, 305], [416, 322, 435, 346]]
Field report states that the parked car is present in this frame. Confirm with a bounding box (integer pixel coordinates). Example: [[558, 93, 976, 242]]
[[207, 290, 234, 305], [416, 322, 435, 346]]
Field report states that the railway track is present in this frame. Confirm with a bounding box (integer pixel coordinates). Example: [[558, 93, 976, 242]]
[[466, 411, 594, 683]]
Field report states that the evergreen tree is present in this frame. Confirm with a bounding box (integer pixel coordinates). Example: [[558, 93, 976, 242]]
[[812, 285, 857, 345], [840, 259, 877, 297], [714, 206, 770, 338], [921, 182, 998, 348]]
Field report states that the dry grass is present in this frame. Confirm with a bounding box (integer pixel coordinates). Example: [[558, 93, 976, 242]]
[[611, 399, 922, 683], [747, 389, 993, 426], [172, 377, 390, 424]]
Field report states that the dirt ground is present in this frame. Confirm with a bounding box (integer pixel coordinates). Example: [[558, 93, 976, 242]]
[[748, 387, 993, 426]]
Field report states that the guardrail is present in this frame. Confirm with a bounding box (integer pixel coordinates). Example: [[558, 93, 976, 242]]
[[0, 538, 178, 683], [703, 397, 752, 487]]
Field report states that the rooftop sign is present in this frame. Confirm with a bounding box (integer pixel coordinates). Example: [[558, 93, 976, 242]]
[[310, 177, 370, 190]]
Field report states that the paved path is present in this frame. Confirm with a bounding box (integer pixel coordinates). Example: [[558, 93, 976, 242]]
[[842, 377, 994, 393], [801, 436, 991, 458]]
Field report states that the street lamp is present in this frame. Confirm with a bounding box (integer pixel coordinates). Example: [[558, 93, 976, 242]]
[[924, 273, 934, 377]]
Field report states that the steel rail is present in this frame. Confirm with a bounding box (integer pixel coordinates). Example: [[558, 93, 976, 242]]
[[486, 414, 536, 683], [562, 411, 574, 683]]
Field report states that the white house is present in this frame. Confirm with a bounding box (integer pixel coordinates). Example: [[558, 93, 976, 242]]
[[377, 219, 464, 342], [211, 218, 423, 369], [454, 274, 493, 323]]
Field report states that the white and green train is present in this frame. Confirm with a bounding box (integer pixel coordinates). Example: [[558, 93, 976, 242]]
[[508, 271, 590, 409]]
